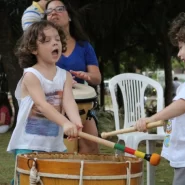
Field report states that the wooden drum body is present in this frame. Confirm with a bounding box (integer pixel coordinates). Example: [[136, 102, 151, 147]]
[[72, 83, 97, 124], [17, 153, 143, 185], [64, 84, 97, 153]]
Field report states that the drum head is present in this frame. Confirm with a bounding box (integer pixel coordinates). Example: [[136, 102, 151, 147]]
[[73, 84, 97, 102]]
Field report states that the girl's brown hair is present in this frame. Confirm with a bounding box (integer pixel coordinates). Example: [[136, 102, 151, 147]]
[[15, 20, 66, 68]]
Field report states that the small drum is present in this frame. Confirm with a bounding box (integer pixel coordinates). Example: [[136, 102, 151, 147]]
[[64, 84, 97, 153], [72, 83, 97, 124], [16, 152, 143, 185]]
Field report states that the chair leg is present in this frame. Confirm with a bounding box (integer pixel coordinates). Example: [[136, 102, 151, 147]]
[[146, 140, 156, 185], [131, 140, 145, 185]]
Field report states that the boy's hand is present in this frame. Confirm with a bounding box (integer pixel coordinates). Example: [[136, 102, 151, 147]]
[[134, 118, 150, 132]]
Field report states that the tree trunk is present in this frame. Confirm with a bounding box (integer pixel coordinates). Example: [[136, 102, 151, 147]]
[[99, 56, 105, 109], [113, 54, 123, 109], [94, 38, 107, 110], [161, 33, 172, 106]]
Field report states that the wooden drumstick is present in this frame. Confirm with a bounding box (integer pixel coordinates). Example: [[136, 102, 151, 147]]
[[78, 131, 161, 166], [101, 120, 165, 139]]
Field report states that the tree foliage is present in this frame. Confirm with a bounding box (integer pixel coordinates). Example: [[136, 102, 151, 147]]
[[1, 0, 185, 109], [73, 0, 185, 105]]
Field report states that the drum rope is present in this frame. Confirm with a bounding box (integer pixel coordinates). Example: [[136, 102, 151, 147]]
[[126, 161, 131, 185], [16, 167, 142, 180], [79, 160, 84, 185], [13, 155, 19, 185], [30, 159, 44, 185]]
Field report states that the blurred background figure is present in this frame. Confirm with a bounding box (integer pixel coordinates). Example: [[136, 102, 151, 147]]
[[22, 0, 49, 31], [0, 92, 13, 133], [172, 77, 181, 97]]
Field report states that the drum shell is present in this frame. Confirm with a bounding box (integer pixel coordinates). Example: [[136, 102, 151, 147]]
[[77, 101, 94, 124], [68, 98, 96, 153], [64, 84, 97, 153], [72, 83, 97, 124], [17, 153, 143, 185], [63, 101, 95, 153], [63, 138, 78, 153]]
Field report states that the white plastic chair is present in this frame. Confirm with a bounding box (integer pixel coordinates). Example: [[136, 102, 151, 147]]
[[109, 73, 165, 185]]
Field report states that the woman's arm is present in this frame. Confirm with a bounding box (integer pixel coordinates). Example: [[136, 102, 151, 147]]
[[85, 42, 101, 85], [70, 42, 102, 85], [86, 65, 101, 85]]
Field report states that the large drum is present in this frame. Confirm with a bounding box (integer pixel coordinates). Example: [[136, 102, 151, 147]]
[[64, 84, 97, 153], [16, 152, 143, 185]]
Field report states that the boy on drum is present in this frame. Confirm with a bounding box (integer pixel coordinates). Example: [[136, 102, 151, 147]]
[[134, 12, 185, 185], [7, 20, 83, 156]]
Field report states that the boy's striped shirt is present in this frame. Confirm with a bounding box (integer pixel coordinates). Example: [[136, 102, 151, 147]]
[[22, 1, 44, 31]]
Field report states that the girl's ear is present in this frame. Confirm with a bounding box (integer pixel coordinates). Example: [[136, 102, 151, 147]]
[[32, 50, 37, 55]]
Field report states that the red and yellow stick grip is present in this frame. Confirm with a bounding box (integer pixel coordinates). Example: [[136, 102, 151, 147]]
[[78, 132, 161, 166]]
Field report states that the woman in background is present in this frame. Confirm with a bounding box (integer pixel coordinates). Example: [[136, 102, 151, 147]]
[[45, 0, 101, 153]]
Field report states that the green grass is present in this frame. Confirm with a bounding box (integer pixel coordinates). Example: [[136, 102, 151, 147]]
[[0, 113, 173, 185], [0, 131, 14, 185]]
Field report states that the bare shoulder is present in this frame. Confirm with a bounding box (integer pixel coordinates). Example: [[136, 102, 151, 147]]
[[23, 72, 40, 85], [21, 72, 41, 97]]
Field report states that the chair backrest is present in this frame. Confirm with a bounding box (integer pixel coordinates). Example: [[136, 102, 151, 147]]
[[109, 73, 164, 135]]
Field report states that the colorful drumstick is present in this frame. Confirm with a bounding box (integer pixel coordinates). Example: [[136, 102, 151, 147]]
[[114, 143, 160, 166], [101, 121, 165, 139], [78, 131, 161, 166]]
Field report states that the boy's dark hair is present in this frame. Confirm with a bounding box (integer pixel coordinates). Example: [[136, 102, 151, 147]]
[[45, 0, 89, 43], [15, 20, 66, 68], [169, 12, 185, 46]]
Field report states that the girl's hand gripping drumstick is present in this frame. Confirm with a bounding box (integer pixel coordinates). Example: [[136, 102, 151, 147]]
[[78, 131, 161, 166], [101, 120, 165, 139]]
